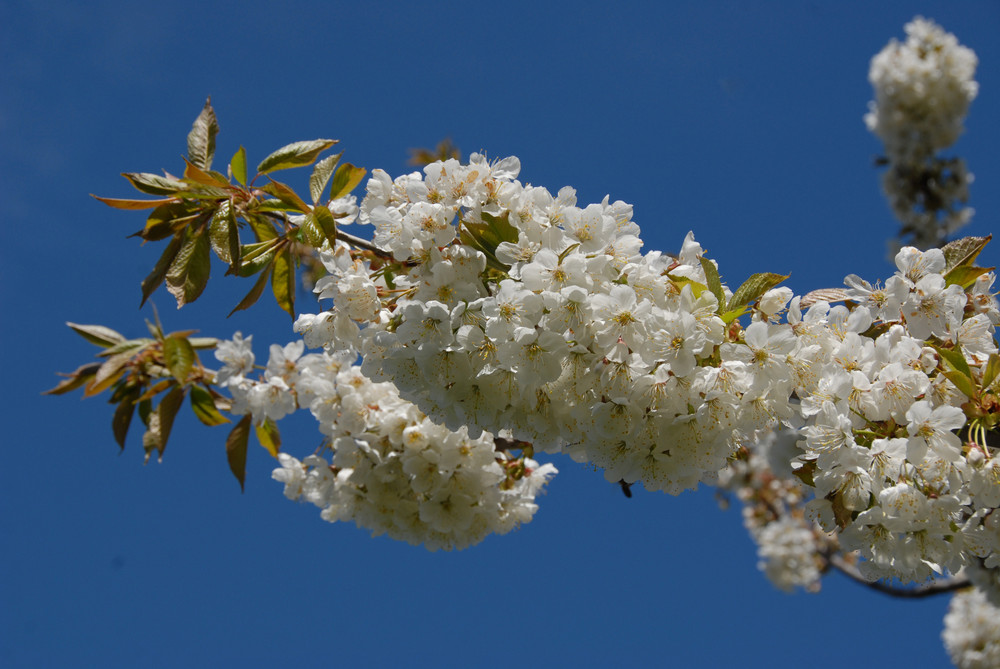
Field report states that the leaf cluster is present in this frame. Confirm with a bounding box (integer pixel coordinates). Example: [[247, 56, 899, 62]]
[[94, 99, 367, 319]]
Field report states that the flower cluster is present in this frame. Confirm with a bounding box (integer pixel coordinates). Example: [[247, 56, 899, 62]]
[[287, 148, 1000, 582], [865, 18, 979, 249], [798, 247, 1000, 582], [214, 333, 556, 550], [718, 426, 829, 593], [865, 17, 978, 163], [943, 588, 1000, 669]]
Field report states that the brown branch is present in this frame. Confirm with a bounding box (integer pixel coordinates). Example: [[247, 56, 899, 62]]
[[827, 553, 970, 598]]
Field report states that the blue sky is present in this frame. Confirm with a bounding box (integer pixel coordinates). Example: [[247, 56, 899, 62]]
[[3, 2, 999, 667]]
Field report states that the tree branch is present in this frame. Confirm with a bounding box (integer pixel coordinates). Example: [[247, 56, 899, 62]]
[[827, 553, 970, 598]]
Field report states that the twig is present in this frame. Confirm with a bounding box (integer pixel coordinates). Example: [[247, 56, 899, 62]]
[[827, 553, 970, 598]]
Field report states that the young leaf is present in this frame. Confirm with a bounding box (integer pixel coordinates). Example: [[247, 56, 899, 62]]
[[256, 139, 338, 175], [255, 418, 281, 457], [140, 200, 201, 242], [310, 151, 342, 204], [163, 335, 196, 383], [183, 157, 229, 188], [328, 163, 367, 200], [942, 235, 991, 274], [312, 204, 338, 248], [261, 179, 312, 214], [67, 323, 126, 348], [226, 415, 253, 491], [231, 146, 248, 186], [112, 386, 141, 450], [84, 351, 134, 398], [142, 386, 185, 463], [727, 272, 789, 312], [189, 385, 231, 426], [699, 257, 726, 313], [123, 172, 188, 196], [44, 362, 102, 395], [209, 201, 235, 264], [140, 234, 184, 306], [187, 98, 219, 170], [166, 227, 212, 307], [983, 354, 1000, 391], [228, 264, 273, 317], [271, 246, 296, 319], [91, 195, 176, 210]]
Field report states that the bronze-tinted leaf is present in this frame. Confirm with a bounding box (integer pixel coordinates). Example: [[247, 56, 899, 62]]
[[144, 385, 185, 462], [44, 362, 102, 395], [140, 234, 184, 306], [256, 139, 338, 175], [187, 98, 219, 171], [942, 235, 991, 274], [166, 227, 212, 307], [799, 288, 850, 309], [228, 264, 273, 317], [226, 415, 252, 491], [84, 351, 134, 398], [123, 172, 187, 196], [91, 195, 176, 210], [112, 386, 141, 450]]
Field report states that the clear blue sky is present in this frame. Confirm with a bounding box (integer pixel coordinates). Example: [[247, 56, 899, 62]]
[[3, 2, 999, 667]]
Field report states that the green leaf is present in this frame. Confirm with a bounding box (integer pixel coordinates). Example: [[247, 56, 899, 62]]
[[945, 265, 994, 290], [97, 338, 153, 358], [209, 200, 241, 266], [328, 162, 366, 200], [699, 257, 726, 313], [256, 139, 338, 175], [189, 385, 231, 426], [254, 418, 281, 457], [91, 195, 176, 210], [163, 335, 196, 383], [271, 246, 296, 319], [942, 235, 991, 274], [247, 213, 279, 241], [312, 204, 338, 249], [236, 239, 281, 277], [983, 354, 1000, 391], [226, 415, 252, 491], [936, 345, 973, 381], [942, 370, 976, 400], [166, 227, 212, 307], [67, 323, 126, 348], [44, 362, 102, 395], [261, 180, 312, 214], [228, 264, 273, 317], [123, 172, 187, 196], [309, 152, 342, 204], [231, 146, 248, 186], [112, 386, 141, 450], [188, 337, 219, 350], [142, 385, 185, 463], [187, 98, 219, 170], [139, 200, 202, 242], [727, 272, 789, 312]]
